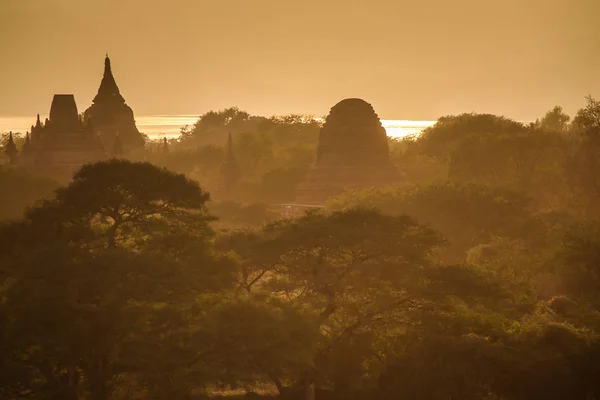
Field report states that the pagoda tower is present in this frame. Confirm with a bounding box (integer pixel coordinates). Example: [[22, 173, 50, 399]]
[[295, 98, 400, 205], [4, 132, 18, 164], [25, 94, 105, 180], [84, 55, 145, 152]]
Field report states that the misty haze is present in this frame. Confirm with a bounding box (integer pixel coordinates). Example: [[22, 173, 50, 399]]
[[1, 1, 600, 400]]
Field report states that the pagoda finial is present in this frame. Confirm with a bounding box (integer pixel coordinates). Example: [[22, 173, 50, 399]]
[[35, 113, 41, 128], [104, 54, 111, 75]]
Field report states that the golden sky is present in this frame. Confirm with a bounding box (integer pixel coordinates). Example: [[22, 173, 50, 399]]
[[1, 0, 598, 120]]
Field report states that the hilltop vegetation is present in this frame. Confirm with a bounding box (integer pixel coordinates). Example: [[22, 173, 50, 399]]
[[2, 97, 600, 400]]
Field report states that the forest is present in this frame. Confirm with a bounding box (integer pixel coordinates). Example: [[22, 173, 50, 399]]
[[1, 96, 600, 400]]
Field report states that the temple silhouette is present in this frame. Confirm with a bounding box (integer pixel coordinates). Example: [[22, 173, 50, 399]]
[[22, 95, 105, 179], [83, 55, 145, 152], [16, 55, 144, 180], [295, 98, 400, 205]]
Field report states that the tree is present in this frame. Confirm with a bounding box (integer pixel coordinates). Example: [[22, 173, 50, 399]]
[[24, 159, 213, 251], [327, 182, 539, 262], [572, 96, 600, 140], [218, 133, 242, 198], [210, 201, 278, 231], [567, 96, 600, 214], [537, 106, 570, 133], [221, 208, 446, 399], [0, 160, 236, 400], [1, 242, 234, 400], [416, 113, 525, 161]]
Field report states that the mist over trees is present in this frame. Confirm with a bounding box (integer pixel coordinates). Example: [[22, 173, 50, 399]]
[[2, 97, 600, 400]]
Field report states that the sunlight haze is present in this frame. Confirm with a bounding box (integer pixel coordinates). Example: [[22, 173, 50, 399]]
[[1, 0, 598, 120]]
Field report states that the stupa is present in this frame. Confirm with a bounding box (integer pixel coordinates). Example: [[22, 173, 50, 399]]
[[295, 98, 400, 205], [26, 94, 105, 179], [83, 55, 145, 152]]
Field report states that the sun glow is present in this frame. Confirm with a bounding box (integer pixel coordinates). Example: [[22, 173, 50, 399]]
[[0, 115, 436, 140]]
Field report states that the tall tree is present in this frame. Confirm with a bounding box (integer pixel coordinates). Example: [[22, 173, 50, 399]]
[[0, 160, 235, 400], [23, 159, 213, 252], [567, 96, 600, 215], [222, 208, 447, 399]]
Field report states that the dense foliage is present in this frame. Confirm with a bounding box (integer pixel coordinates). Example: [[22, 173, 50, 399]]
[[2, 97, 600, 400]]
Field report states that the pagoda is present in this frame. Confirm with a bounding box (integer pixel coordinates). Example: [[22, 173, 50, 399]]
[[295, 98, 400, 205], [83, 55, 145, 152], [25, 94, 105, 180]]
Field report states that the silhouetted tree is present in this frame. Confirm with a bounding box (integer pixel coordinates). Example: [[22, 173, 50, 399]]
[[0, 160, 234, 400], [566, 96, 600, 215], [327, 182, 539, 262], [218, 133, 242, 197], [222, 208, 447, 399], [536, 105, 570, 133], [25, 159, 213, 251]]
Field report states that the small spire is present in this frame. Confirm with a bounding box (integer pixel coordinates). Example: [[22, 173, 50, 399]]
[[4, 132, 18, 164], [35, 113, 42, 128], [23, 132, 32, 154], [104, 54, 111, 74]]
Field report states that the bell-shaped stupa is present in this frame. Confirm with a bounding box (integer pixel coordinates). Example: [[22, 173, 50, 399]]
[[295, 98, 400, 205]]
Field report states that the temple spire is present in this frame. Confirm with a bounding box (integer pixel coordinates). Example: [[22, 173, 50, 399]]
[[35, 114, 42, 128], [93, 54, 125, 104], [4, 132, 18, 164], [23, 132, 32, 155]]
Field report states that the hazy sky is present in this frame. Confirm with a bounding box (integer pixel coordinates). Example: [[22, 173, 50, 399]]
[[1, 0, 598, 120]]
